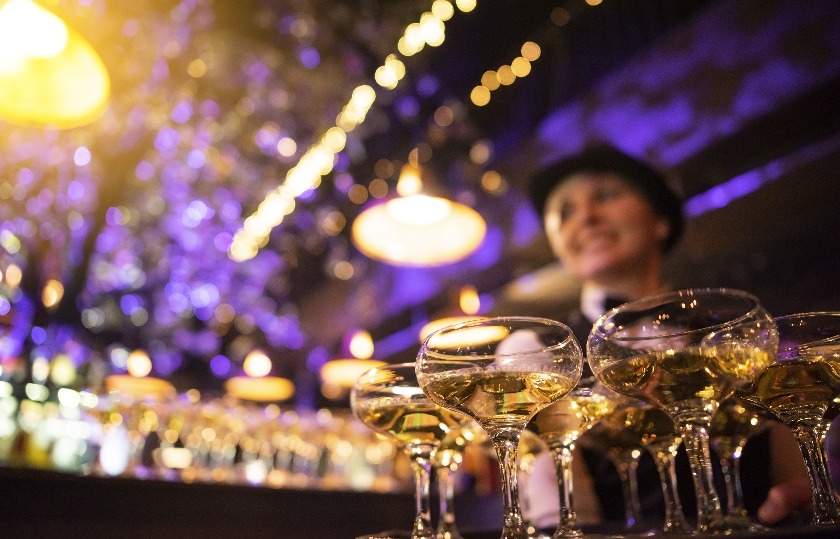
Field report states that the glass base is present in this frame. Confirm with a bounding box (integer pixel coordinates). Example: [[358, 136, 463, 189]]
[[355, 530, 412, 539]]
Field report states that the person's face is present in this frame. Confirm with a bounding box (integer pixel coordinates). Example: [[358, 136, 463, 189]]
[[543, 172, 670, 284]]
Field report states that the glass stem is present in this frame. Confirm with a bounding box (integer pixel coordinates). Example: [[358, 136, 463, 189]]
[[491, 427, 526, 538], [546, 441, 582, 538], [436, 464, 463, 539], [791, 424, 840, 525], [649, 444, 690, 534], [720, 449, 748, 517], [677, 418, 725, 533], [612, 451, 641, 529], [406, 444, 436, 538]]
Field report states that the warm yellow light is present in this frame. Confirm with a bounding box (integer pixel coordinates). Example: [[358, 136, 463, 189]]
[[224, 376, 294, 402], [470, 86, 491, 107], [396, 163, 423, 196], [455, 0, 477, 13], [481, 170, 505, 193], [459, 285, 481, 315], [41, 278, 64, 309], [497, 65, 516, 86], [50, 353, 76, 386], [0, 0, 67, 63], [387, 194, 451, 226], [419, 12, 445, 47], [431, 0, 454, 21], [480, 70, 500, 91], [104, 374, 176, 400], [418, 317, 510, 350], [351, 195, 485, 267], [423, 320, 510, 350], [4, 264, 21, 288], [243, 349, 272, 377], [348, 329, 374, 360], [320, 359, 386, 390], [187, 58, 206, 78], [159, 447, 193, 469], [126, 349, 153, 377], [0, 0, 109, 129], [511, 57, 531, 77], [521, 41, 541, 61]]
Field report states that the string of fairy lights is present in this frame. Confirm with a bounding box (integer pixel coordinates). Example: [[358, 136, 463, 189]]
[[228, 0, 606, 263], [228, 0, 470, 262]]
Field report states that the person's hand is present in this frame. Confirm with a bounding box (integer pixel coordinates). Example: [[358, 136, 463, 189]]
[[757, 477, 812, 525]]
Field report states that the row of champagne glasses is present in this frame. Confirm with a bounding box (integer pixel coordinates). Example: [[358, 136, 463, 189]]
[[351, 289, 840, 539]]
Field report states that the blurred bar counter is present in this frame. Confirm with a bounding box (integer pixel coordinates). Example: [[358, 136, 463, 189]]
[[2, 466, 839, 539], [0, 466, 503, 538]]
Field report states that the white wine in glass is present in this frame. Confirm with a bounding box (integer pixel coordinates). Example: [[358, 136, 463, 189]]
[[417, 317, 583, 539], [709, 396, 769, 531], [588, 288, 777, 533], [528, 377, 618, 538], [353, 362, 471, 539], [739, 311, 840, 526]]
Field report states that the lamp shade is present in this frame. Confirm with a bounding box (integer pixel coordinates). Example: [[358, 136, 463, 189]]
[[351, 194, 486, 266], [320, 358, 386, 389], [0, 0, 109, 128], [104, 374, 176, 400], [224, 375, 295, 402]]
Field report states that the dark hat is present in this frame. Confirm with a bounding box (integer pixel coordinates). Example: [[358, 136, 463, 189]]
[[527, 144, 684, 252]]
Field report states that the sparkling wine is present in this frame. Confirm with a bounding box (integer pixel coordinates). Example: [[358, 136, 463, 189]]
[[740, 357, 840, 423], [356, 398, 467, 446], [592, 345, 772, 413], [433, 420, 487, 468], [710, 398, 766, 458], [530, 390, 616, 445], [421, 368, 577, 426]]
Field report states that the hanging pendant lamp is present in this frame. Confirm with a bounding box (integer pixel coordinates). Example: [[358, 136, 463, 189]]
[[0, 0, 110, 129], [351, 162, 486, 267]]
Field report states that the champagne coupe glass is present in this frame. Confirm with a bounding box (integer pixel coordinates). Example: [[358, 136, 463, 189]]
[[580, 417, 644, 531], [528, 376, 618, 538], [739, 312, 840, 525], [352, 362, 471, 539], [620, 403, 690, 535], [709, 396, 769, 531], [433, 419, 487, 539], [587, 288, 777, 533], [417, 316, 583, 539]]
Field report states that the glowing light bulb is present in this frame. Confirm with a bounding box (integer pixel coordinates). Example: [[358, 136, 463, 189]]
[[348, 329, 374, 360], [126, 349, 153, 377], [243, 349, 272, 377]]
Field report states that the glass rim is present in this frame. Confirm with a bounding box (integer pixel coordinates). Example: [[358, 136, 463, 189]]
[[774, 311, 840, 353], [419, 315, 578, 362], [590, 287, 765, 343]]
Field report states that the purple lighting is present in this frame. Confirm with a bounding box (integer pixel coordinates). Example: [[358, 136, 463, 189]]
[[210, 354, 232, 377], [299, 47, 320, 69]]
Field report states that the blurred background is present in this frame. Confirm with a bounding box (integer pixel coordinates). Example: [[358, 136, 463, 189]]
[[0, 0, 839, 495]]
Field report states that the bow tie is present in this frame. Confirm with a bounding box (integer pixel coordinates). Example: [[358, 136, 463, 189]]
[[603, 296, 627, 312]]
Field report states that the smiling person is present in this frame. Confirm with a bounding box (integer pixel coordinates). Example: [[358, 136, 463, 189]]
[[521, 144, 808, 530], [523, 144, 685, 528], [528, 143, 683, 347]]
